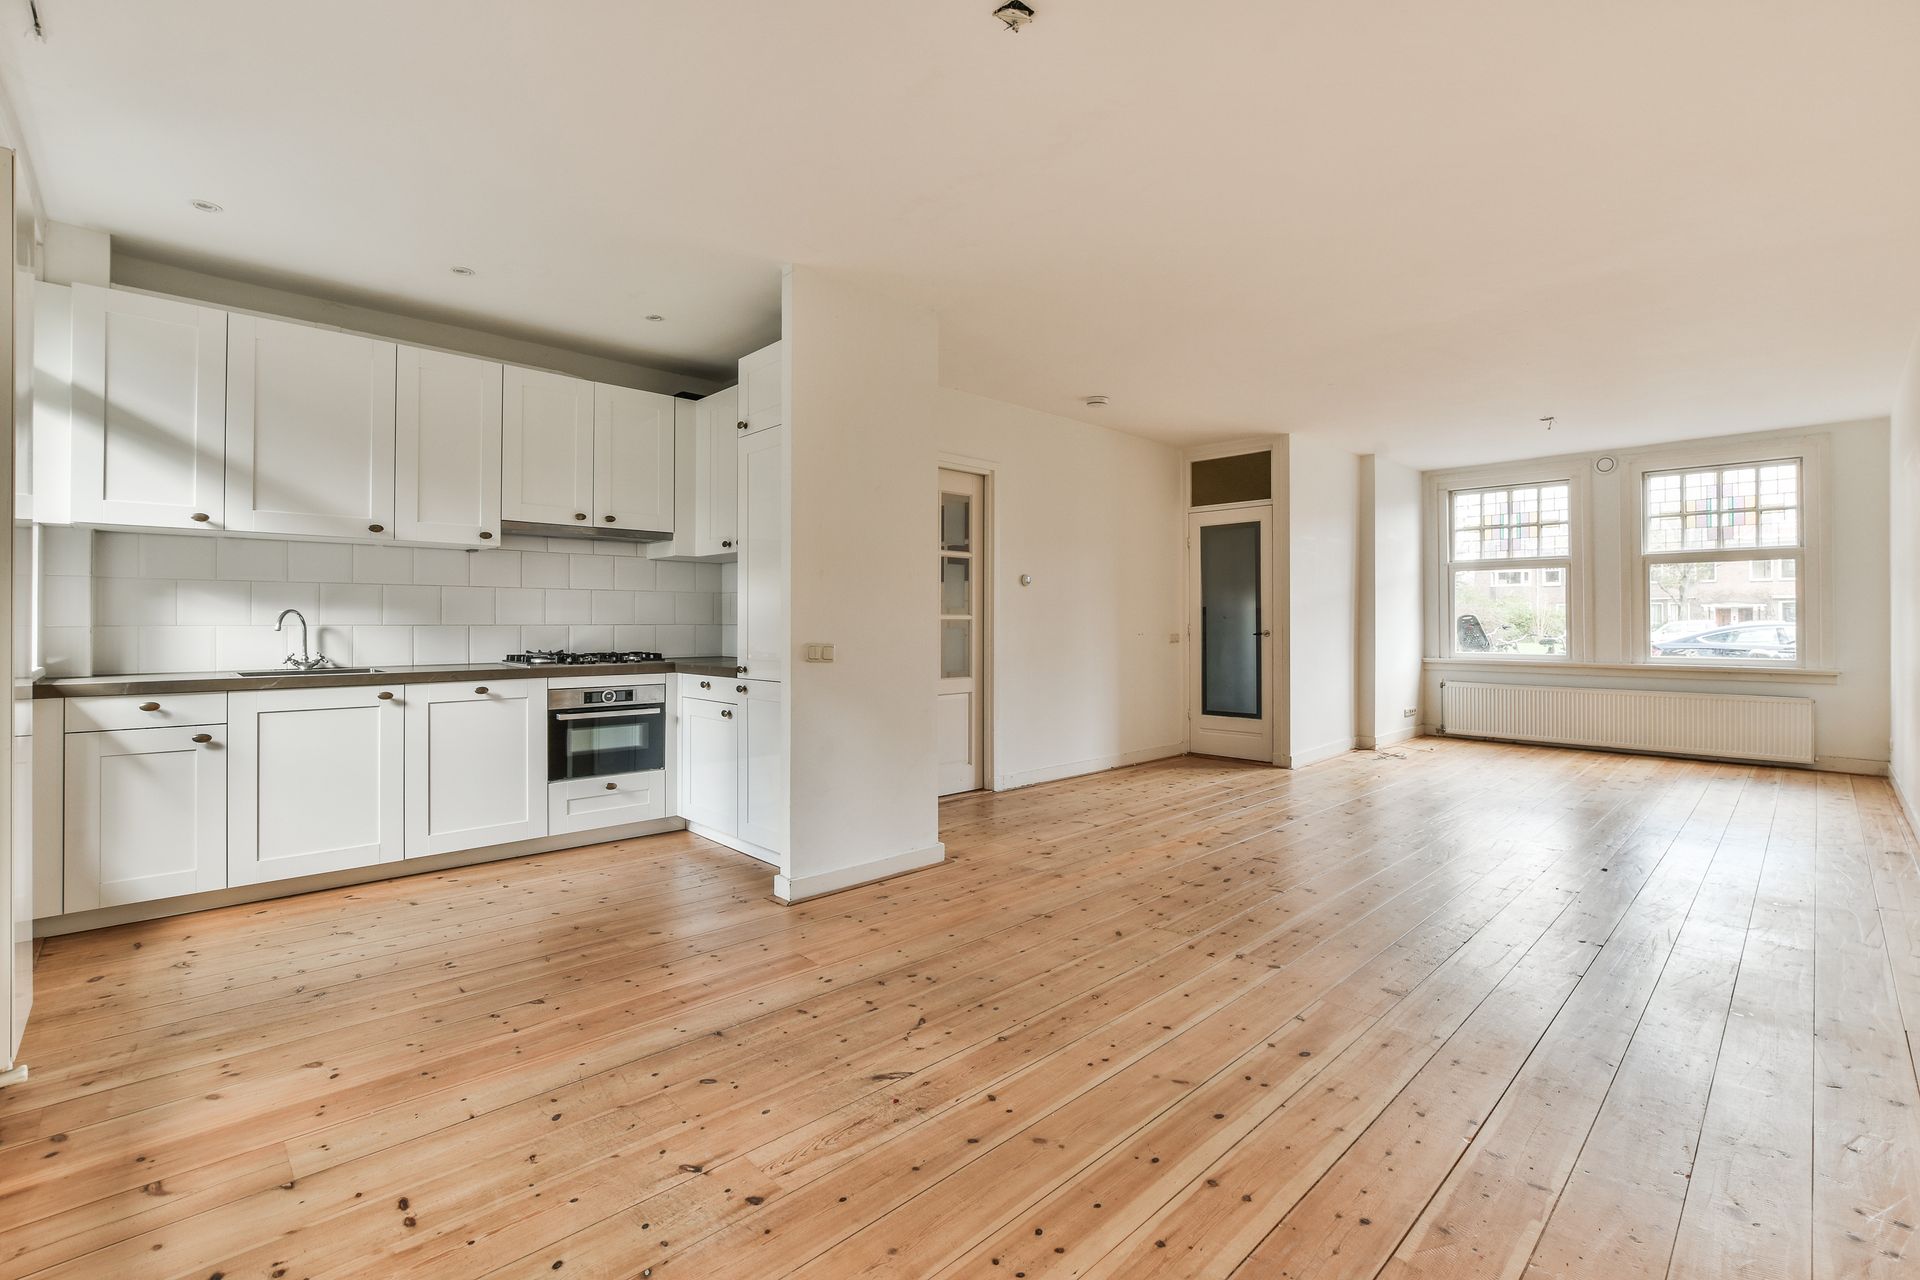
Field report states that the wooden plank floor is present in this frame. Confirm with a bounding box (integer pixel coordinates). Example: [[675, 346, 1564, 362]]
[[3, 739, 1918, 1279]]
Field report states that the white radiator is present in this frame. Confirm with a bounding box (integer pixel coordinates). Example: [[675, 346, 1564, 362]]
[[1440, 682, 1815, 765]]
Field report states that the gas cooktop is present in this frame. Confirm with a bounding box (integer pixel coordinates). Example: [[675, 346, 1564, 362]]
[[501, 649, 666, 666]]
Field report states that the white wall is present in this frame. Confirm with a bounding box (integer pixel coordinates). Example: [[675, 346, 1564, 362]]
[[936, 388, 1185, 789], [1422, 418, 1891, 774], [1283, 434, 1360, 767], [1357, 454, 1423, 748], [781, 266, 943, 899], [1890, 337, 1920, 811]]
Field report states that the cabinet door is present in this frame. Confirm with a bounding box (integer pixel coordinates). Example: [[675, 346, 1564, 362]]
[[695, 386, 740, 556], [64, 726, 226, 910], [228, 685, 404, 885], [739, 680, 786, 855], [226, 314, 397, 539], [679, 696, 739, 835], [502, 366, 595, 527], [737, 341, 783, 436], [549, 770, 667, 837], [737, 425, 787, 681], [404, 678, 547, 857], [593, 384, 674, 533], [69, 284, 228, 529], [397, 346, 502, 547]]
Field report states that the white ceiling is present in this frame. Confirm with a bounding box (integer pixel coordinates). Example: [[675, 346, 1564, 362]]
[[4, 1, 1918, 467]]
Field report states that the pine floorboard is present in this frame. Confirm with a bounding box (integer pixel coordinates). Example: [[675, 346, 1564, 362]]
[[1, 739, 1915, 1278]]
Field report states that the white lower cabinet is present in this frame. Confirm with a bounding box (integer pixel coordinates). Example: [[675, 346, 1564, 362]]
[[404, 679, 547, 857], [680, 693, 741, 836], [739, 680, 786, 853], [549, 771, 666, 837], [228, 684, 405, 886], [64, 726, 227, 910]]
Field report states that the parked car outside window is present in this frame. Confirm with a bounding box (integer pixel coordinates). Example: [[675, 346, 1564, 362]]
[[1651, 623, 1796, 660]]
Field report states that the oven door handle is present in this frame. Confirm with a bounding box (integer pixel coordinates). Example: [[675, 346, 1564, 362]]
[[553, 707, 662, 722]]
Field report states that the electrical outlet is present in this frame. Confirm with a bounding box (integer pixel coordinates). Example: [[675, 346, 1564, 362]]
[[1402, 707, 1418, 719]]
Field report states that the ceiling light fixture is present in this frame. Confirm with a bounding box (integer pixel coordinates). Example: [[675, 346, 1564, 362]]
[[1540, 415, 1555, 431], [993, 1, 1035, 32], [188, 199, 223, 213], [1083, 395, 1109, 408], [449, 265, 477, 276]]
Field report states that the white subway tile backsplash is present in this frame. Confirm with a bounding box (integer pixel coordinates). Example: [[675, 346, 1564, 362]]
[[249, 581, 319, 626], [568, 554, 615, 590], [412, 548, 469, 586], [468, 549, 521, 588], [288, 541, 355, 583], [141, 534, 217, 580], [719, 560, 738, 592], [382, 584, 442, 625], [441, 586, 496, 625], [217, 538, 287, 582], [353, 544, 414, 584], [655, 561, 696, 592], [520, 552, 569, 588], [500, 533, 548, 552], [613, 558, 656, 592], [544, 589, 591, 624], [318, 582, 383, 625], [412, 626, 470, 665], [48, 531, 729, 675], [176, 579, 251, 626]]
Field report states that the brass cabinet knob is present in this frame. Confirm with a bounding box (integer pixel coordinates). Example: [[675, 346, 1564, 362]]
[[377, 691, 394, 701], [474, 686, 489, 695], [721, 539, 733, 548], [700, 680, 711, 689], [605, 782, 618, 791], [737, 420, 748, 432], [736, 684, 747, 693], [189, 512, 210, 523], [573, 512, 588, 521], [479, 531, 494, 540], [720, 708, 733, 719], [735, 666, 747, 675], [191, 733, 213, 745], [604, 514, 617, 523], [139, 701, 161, 712], [368, 523, 384, 533]]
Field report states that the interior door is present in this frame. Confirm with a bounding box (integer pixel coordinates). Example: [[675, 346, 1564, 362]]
[[1187, 507, 1274, 761], [937, 469, 985, 795]]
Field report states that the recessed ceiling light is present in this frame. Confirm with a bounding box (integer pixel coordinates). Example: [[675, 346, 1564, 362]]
[[449, 265, 477, 277], [1083, 395, 1110, 407], [644, 314, 665, 322], [189, 199, 223, 214]]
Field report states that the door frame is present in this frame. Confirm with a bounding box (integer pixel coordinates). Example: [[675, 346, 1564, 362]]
[[1186, 504, 1277, 761], [938, 455, 995, 794]]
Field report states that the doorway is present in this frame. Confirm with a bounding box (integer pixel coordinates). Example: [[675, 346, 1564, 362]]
[[937, 468, 986, 795], [1187, 507, 1275, 760]]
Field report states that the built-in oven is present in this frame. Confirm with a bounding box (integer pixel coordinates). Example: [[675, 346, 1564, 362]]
[[548, 682, 667, 782]]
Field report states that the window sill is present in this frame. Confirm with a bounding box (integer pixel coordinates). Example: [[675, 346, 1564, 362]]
[[1423, 657, 1840, 685]]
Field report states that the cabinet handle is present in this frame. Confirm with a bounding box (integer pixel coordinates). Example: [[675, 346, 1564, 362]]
[[605, 782, 618, 791], [139, 701, 161, 712], [189, 512, 210, 523], [573, 512, 588, 521], [377, 691, 394, 700], [191, 733, 213, 745], [735, 666, 748, 675], [368, 523, 384, 533], [721, 708, 733, 719], [737, 420, 748, 432], [474, 686, 489, 695], [479, 531, 494, 540], [604, 515, 617, 523], [700, 680, 711, 689], [721, 539, 733, 549], [736, 684, 747, 693]]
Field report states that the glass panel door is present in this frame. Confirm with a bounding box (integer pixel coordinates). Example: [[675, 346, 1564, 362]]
[[1199, 522, 1262, 717]]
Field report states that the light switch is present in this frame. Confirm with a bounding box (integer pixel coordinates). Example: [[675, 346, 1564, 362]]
[[802, 643, 837, 663]]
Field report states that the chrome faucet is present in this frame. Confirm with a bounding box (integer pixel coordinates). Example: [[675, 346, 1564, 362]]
[[275, 608, 332, 669]]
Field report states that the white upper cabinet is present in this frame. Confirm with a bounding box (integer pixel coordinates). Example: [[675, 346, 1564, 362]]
[[226, 314, 397, 539], [737, 341, 783, 436], [69, 284, 228, 530], [737, 424, 787, 681], [396, 346, 502, 547], [648, 386, 737, 563], [593, 383, 675, 533], [404, 679, 546, 857], [502, 366, 595, 527]]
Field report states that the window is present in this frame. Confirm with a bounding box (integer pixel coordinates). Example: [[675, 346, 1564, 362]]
[[1642, 459, 1801, 664], [1447, 481, 1571, 657]]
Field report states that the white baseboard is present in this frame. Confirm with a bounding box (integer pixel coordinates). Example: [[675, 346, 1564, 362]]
[[774, 842, 946, 904], [1812, 755, 1891, 777], [0, 1063, 27, 1089], [1356, 726, 1419, 751], [992, 742, 1186, 793], [1892, 767, 1920, 837], [685, 822, 783, 868], [1281, 738, 1357, 769], [36, 816, 692, 937]]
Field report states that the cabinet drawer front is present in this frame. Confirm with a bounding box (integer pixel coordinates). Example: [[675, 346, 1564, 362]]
[[66, 692, 228, 734], [679, 676, 742, 706], [548, 770, 667, 837]]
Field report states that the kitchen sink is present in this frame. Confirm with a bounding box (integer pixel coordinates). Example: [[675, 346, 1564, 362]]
[[234, 667, 382, 677]]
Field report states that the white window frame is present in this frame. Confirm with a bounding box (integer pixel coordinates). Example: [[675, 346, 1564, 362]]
[[1425, 466, 1589, 661], [1625, 437, 1828, 670]]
